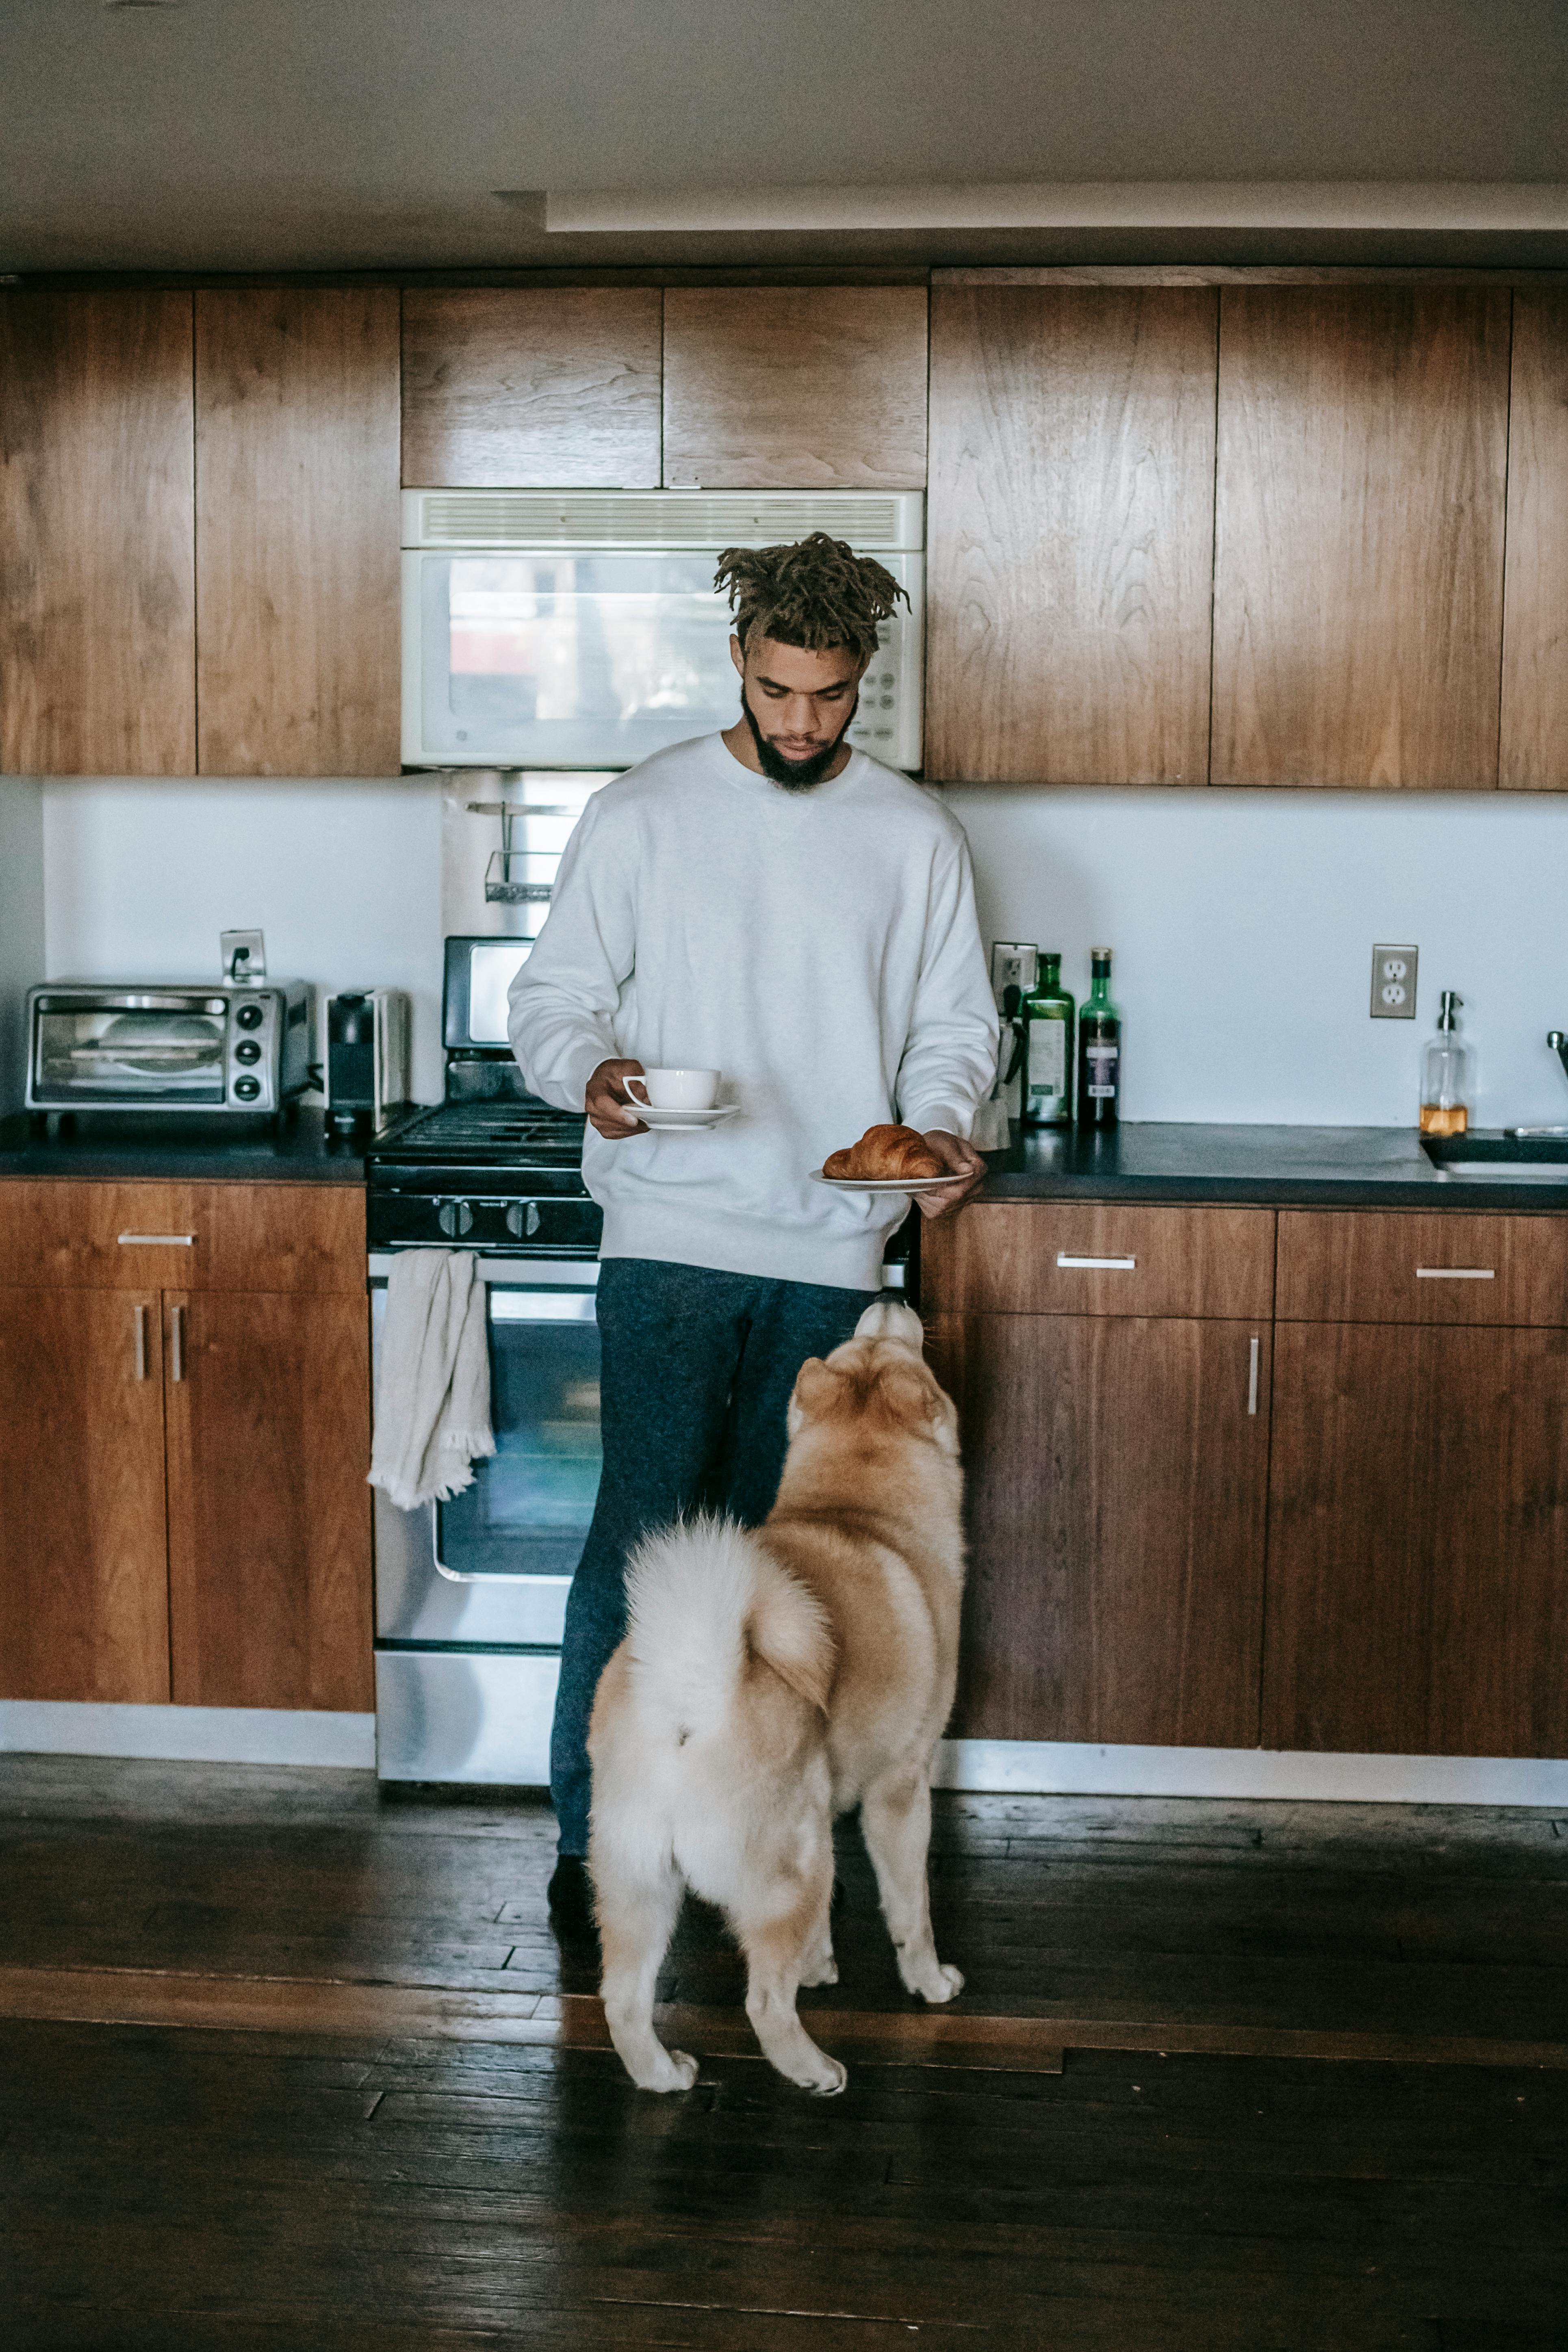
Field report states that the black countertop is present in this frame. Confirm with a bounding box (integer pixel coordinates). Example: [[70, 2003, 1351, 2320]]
[[0, 1107, 373, 1185], [978, 1123, 1568, 1213], [2, 1111, 1566, 1212]]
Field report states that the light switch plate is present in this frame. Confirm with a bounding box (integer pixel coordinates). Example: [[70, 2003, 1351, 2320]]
[[1371, 943, 1418, 1019]]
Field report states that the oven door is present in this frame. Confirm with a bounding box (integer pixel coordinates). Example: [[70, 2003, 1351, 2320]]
[[28, 991, 232, 1108], [370, 1257, 601, 1649]]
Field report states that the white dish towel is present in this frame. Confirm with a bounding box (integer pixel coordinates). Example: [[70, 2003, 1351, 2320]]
[[368, 1249, 496, 1512]]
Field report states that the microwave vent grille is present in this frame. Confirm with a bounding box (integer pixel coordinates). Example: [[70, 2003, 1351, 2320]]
[[405, 489, 922, 551]]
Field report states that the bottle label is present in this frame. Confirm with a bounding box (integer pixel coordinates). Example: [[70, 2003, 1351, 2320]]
[[1085, 1042, 1119, 1101], [1027, 1023, 1067, 1116]]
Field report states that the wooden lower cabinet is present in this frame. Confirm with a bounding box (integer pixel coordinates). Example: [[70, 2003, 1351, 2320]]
[[0, 1180, 373, 1713], [929, 1312, 1271, 1747], [1262, 1320, 1568, 1757], [164, 1291, 374, 1712], [0, 1288, 171, 1702]]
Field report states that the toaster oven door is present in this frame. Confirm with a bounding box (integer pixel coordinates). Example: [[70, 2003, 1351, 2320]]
[[30, 995, 231, 1106]]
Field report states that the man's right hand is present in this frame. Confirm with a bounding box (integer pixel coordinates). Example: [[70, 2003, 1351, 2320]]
[[584, 1059, 649, 1139]]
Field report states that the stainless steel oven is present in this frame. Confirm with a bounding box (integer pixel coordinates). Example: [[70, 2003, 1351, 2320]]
[[369, 1252, 601, 1785]]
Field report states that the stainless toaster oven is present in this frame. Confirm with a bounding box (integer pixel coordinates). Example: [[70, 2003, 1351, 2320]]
[[25, 981, 312, 1116]]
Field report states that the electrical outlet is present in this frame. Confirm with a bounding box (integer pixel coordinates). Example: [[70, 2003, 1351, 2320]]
[[1370, 943, 1418, 1020]]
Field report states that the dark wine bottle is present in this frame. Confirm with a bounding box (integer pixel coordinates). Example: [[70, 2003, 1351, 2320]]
[[1077, 947, 1121, 1129]]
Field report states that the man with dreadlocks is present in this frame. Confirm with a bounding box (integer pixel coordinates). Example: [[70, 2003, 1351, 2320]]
[[508, 531, 998, 1930]]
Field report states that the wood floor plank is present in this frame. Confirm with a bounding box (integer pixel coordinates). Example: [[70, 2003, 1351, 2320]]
[[2, 1963, 1564, 2077]]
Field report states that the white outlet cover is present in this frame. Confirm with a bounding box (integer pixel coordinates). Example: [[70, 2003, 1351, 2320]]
[[1370, 943, 1419, 1020]]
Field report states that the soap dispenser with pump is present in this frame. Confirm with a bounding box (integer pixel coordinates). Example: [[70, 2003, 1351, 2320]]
[[1420, 991, 1473, 1137]]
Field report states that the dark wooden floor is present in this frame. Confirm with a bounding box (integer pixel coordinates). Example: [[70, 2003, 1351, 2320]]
[[2, 1756, 1566, 2350]]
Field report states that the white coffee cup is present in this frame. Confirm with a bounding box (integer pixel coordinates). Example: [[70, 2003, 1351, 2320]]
[[625, 1067, 720, 1111]]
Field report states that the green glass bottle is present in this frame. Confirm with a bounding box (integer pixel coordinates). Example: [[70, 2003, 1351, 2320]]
[[1077, 947, 1121, 1129], [1021, 952, 1076, 1129]]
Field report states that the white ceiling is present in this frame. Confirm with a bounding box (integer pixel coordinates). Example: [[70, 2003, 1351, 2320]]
[[5, 0, 1567, 274]]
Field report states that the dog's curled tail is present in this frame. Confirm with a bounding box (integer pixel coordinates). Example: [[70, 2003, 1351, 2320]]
[[622, 1513, 835, 1740]]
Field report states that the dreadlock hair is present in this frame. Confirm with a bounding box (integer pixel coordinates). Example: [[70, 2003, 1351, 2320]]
[[714, 532, 909, 670]]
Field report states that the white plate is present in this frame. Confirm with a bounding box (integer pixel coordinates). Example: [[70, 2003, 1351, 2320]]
[[632, 1102, 740, 1131], [809, 1166, 957, 1193]]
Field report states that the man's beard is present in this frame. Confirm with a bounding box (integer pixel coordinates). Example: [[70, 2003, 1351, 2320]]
[[741, 687, 858, 791]]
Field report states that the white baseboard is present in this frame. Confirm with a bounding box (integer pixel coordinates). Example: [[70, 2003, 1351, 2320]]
[[933, 1739, 1568, 1806], [0, 1701, 377, 1769]]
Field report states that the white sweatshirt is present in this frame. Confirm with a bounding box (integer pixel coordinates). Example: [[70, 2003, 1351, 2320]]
[[507, 732, 999, 1291]]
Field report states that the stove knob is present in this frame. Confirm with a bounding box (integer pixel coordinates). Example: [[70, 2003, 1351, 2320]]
[[436, 1198, 475, 1238], [505, 1201, 543, 1239]]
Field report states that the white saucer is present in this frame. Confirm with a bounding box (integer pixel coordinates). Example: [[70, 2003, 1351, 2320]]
[[809, 1167, 956, 1193], [632, 1102, 740, 1131]]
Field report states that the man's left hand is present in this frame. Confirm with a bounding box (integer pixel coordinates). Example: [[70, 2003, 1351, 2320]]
[[916, 1129, 988, 1220]]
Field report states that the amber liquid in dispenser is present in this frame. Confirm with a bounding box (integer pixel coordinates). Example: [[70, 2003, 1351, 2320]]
[[1419, 991, 1472, 1136]]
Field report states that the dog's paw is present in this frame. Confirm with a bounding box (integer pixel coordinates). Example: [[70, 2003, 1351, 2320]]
[[901, 1955, 964, 2003], [806, 2053, 848, 2096], [798, 1952, 839, 1988], [639, 2046, 699, 2094]]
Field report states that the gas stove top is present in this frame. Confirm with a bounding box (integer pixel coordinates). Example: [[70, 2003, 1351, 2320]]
[[371, 1098, 587, 1169]]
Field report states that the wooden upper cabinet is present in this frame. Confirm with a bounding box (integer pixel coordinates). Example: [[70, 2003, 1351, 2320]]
[[925, 283, 1218, 785], [195, 288, 401, 776], [0, 290, 195, 776], [661, 285, 928, 489], [1500, 290, 1568, 791], [1211, 286, 1511, 790], [401, 288, 663, 487]]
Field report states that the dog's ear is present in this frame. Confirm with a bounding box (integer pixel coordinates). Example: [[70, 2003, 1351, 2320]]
[[791, 1358, 843, 1425], [877, 1359, 943, 1432]]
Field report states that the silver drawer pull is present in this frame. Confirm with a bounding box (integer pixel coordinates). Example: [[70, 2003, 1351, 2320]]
[[169, 1303, 185, 1383], [117, 1233, 195, 1246], [1056, 1253, 1136, 1271], [133, 1303, 148, 1381], [1247, 1334, 1260, 1416], [1414, 1266, 1495, 1281]]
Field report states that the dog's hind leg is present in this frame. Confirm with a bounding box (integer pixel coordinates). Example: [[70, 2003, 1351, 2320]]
[[595, 1851, 697, 2093], [797, 1902, 838, 1988], [735, 1867, 846, 2095], [861, 1768, 963, 2003]]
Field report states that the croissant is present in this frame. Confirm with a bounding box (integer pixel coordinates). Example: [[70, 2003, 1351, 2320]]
[[824, 1123, 946, 1181]]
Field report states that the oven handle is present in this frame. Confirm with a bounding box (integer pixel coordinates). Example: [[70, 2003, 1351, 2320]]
[[367, 1251, 599, 1288]]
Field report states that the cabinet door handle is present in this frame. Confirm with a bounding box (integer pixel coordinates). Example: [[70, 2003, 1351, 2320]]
[[1414, 1266, 1495, 1281], [170, 1303, 185, 1383], [1056, 1253, 1137, 1271], [1247, 1334, 1260, 1417], [117, 1233, 195, 1247], [133, 1303, 148, 1381]]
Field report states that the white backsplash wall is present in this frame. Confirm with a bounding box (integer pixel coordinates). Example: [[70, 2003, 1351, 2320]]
[[0, 778, 46, 1112], [41, 777, 447, 1104], [946, 787, 1568, 1130], [35, 775, 1568, 1133]]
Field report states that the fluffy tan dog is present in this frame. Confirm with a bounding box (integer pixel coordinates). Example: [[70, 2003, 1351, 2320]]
[[587, 1298, 965, 2095]]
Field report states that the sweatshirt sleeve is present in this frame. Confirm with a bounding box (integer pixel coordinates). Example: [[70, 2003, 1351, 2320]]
[[507, 793, 635, 1112], [894, 831, 1000, 1141]]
